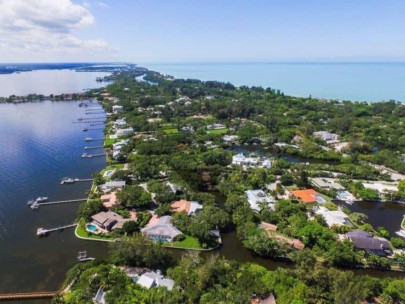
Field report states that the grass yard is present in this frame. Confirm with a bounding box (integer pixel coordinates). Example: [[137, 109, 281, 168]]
[[76, 224, 115, 242], [207, 128, 228, 135], [169, 236, 203, 249], [104, 138, 118, 147], [163, 128, 179, 134]]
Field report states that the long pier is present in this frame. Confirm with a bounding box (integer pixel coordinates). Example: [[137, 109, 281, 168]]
[[82, 153, 106, 158], [0, 292, 57, 301], [31, 198, 87, 209], [37, 223, 77, 236], [85, 145, 104, 150], [61, 178, 93, 184], [84, 137, 105, 142]]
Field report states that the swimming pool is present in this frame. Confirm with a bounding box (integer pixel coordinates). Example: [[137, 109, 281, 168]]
[[87, 224, 98, 232]]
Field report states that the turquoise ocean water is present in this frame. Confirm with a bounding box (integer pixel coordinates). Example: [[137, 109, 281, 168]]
[[144, 62, 405, 102]]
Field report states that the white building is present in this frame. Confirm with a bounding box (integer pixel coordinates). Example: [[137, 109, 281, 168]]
[[116, 127, 134, 137], [223, 135, 239, 143], [114, 118, 127, 127], [232, 153, 271, 168], [112, 105, 123, 113], [315, 206, 352, 227], [310, 178, 345, 191], [313, 131, 339, 142], [245, 190, 274, 212], [137, 271, 175, 291]]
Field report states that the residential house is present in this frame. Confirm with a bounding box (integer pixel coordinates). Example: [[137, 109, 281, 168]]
[[93, 287, 106, 304], [344, 229, 392, 257], [245, 190, 274, 212], [251, 294, 276, 304], [141, 215, 182, 242], [310, 178, 345, 191], [315, 206, 352, 227], [114, 118, 127, 127], [223, 135, 239, 143], [171, 200, 203, 216], [101, 191, 118, 209], [99, 181, 126, 193], [291, 189, 327, 204], [207, 123, 225, 130], [137, 270, 175, 290], [232, 153, 271, 168], [313, 131, 339, 142], [112, 105, 123, 113], [116, 127, 134, 137], [91, 211, 130, 231]]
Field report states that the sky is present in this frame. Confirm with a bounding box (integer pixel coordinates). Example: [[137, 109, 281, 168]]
[[1, 0, 405, 63]]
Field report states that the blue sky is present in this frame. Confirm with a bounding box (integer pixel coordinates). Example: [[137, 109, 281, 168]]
[[1, 0, 405, 63]]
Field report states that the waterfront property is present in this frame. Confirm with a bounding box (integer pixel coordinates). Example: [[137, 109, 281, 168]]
[[90, 211, 131, 232], [137, 270, 175, 290], [259, 222, 305, 250], [101, 191, 119, 209], [343, 229, 392, 257], [245, 190, 274, 212], [232, 153, 271, 168], [315, 206, 352, 227], [141, 215, 182, 242], [116, 127, 134, 137], [170, 199, 203, 216], [310, 177, 345, 191], [99, 181, 126, 193], [291, 189, 327, 204]]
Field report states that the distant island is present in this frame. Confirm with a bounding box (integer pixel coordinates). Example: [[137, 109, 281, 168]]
[[0, 62, 139, 74]]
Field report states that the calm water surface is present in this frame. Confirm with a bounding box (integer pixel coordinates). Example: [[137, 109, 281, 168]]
[[0, 70, 110, 97], [145, 62, 405, 102], [0, 101, 108, 298]]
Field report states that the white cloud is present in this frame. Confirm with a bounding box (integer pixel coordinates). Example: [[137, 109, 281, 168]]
[[0, 0, 114, 56]]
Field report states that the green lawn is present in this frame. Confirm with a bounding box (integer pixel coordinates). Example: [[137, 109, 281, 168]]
[[163, 128, 179, 134], [169, 236, 203, 249], [104, 138, 118, 147], [207, 128, 228, 135], [76, 224, 115, 242]]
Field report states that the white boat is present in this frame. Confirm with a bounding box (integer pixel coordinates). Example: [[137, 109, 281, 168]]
[[395, 230, 405, 238], [61, 177, 75, 184], [82, 153, 92, 158], [35, 197, 48, 202], [84, 137, 92, 142], [77, 251, 95, 262]]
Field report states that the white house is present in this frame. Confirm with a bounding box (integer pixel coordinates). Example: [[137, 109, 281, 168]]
[[112, 105, 123, 113], [232, 153, 271, 168], [223, 135, 239, 143], [315, 206, 352, 227], [114, 118, 127, 127], [245, 190, 274, 212], [313, 131, 339, 142], [116, 127, 134, 137], [137, 271, 175, 290], [99, 181, 126, 193]]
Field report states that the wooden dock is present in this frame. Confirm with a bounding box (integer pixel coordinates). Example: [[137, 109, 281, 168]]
[[37, 223, 77, 236], [84, 137, 105, 142], [61, 178, 93, 184], [82, 153, 106, 158], [85, 145, 104, 150], [0, 292, 57, 301], [31, 198, 87, 209]]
